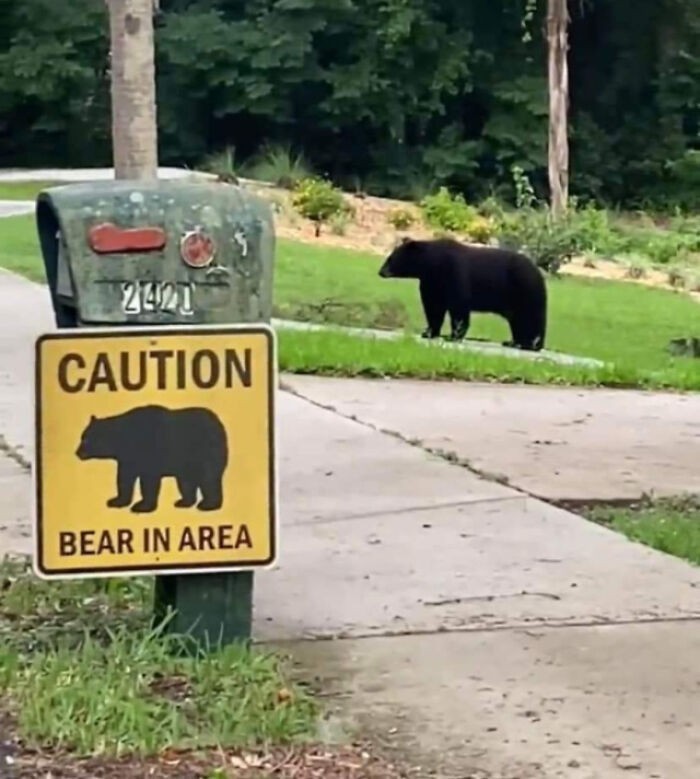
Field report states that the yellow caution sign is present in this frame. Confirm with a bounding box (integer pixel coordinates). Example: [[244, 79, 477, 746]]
[[33, 324, 277, 579]]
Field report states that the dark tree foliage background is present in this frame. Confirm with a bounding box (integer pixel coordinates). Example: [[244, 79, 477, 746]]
[[0, 0, 698, 209]]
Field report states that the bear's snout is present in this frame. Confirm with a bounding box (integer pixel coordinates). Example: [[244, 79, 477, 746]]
[[378, 264, 392, 278]]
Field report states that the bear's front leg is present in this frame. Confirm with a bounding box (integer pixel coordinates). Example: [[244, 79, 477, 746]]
[[131, 474, 162, 513], [419, 279, 446, 339], [107, 462, 137, 508]]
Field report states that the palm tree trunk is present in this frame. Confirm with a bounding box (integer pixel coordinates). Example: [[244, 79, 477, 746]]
[[106, 0, 158, 180], [547, 0, 569, 218]]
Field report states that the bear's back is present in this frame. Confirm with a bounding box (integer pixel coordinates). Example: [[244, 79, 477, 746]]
[[101, 405, 228, 466], [433, 242, 544, 312]]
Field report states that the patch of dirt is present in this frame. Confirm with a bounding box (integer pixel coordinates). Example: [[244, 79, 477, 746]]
[[242, 179, 700, 302], [564, 256, 700, 302], [7, 744, 410, 779], [1, 706, 409, 779]]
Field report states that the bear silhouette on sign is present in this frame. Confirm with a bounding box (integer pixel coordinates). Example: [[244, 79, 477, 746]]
[[76, 405, 229, 514]]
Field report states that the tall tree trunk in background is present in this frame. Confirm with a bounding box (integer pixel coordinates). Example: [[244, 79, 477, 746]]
[[547, 0, 569, 217], [106, 0, 158, 180]]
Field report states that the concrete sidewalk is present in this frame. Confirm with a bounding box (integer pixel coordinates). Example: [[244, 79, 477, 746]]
[[1, 266, 700, 777], [286, 374, 700, 502]]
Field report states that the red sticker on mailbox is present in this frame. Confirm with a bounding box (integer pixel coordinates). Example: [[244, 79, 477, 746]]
[[88, 223, 167, 254], [180, 229, 216, 269]]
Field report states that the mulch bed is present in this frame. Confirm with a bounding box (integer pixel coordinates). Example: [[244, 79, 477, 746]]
[[4, 743, 410, 779]]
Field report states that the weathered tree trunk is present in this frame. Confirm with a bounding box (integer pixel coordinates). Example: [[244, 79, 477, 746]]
[[106, 0, 158, 180], [547, 0, 569, 218]]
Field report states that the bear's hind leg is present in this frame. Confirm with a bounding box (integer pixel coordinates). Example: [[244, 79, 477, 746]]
[[131, 474, 161, 513], [174, 476, 198, 508], [197, 471, 224, 512], [507, 312, 543, 352], [447, 303, 471, 341], [107, 462, 137, 509], [419, 280, 446, 338]]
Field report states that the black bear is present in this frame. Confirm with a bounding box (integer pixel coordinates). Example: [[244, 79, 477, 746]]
[[76, 405, 229, 514], [378, 237, 547, 351]]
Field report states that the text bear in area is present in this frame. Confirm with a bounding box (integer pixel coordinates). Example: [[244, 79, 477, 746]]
[[378, 237, 548, 351], [76, 405, 229, 513]]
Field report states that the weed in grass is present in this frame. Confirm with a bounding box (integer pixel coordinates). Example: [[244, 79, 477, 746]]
[[588, 495, 700, 566]]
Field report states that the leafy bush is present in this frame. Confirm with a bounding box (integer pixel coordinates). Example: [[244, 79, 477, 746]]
[[420, 187, 496, 242], [496, 208, 580, 274], [420, 187, 478, 232], [291, 178, 352, 235], [565, 203, 627, 257], [387, 208, 416, 230], [245, 144, 312, 189], [477, 195, 506, 220], [641, 232, 696, 265], [465, 215, 496, 243]]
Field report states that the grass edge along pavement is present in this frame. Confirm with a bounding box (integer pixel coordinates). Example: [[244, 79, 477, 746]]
[[0, 212, 698, 391], [584, 494, 700, 568], [0, 557, 407, 779]]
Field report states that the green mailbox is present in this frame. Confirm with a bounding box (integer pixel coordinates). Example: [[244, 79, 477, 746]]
[[35, 179, 276, 648], [36, 179, 274, 329]]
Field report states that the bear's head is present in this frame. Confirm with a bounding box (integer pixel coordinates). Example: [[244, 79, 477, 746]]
[[76, 414, 114, 461], [378, 237, 424, 279]]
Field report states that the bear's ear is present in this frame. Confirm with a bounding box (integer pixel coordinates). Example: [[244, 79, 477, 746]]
[[90, 414, 96, 422], [399, 236, 412, 245]]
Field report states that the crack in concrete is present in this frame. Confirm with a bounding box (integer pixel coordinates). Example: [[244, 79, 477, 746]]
[[0, 436, 31, 472], [262, 613, 700, 646], [291, 493, 527, 527], [424, 591, 563, 607]]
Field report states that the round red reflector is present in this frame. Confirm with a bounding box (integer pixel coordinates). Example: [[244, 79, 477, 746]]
[[180, 230, 216, 268]]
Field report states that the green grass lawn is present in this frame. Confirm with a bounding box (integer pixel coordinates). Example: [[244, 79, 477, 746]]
[[588, 496, 700, 566], [0, 180, 65, 200], [2, 213, 699, 389], [0, 558, 319, 765]]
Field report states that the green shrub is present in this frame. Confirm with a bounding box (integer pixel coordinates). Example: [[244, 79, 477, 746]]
[[496, 208, 580, 275], [477, 195, 506, 220], [291, 178, 352, 235], [565, 203, 627, 257], [387, 208, 416, 230], [464, 214, 496, 243], [245, 144, 312, 189], [641, 232, 694, 266], [201, 145, 239, 180], [420, 187, 477, 232]]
